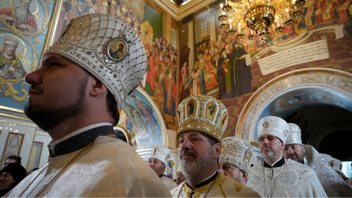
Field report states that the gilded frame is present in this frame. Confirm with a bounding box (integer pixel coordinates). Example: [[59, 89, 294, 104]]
[[0, 131, 24, 166], [26, 141, 43, 171]]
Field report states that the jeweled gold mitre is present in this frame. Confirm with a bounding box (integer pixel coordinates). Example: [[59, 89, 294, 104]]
[[177, 95, 229, 143], [44, 13, 147, 109]]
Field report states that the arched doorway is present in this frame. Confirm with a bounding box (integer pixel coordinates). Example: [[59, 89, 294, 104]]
[[236, 68, 352, 159]]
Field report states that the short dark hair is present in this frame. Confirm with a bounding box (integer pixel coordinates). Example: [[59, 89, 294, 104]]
[[6, 155, 22, 165], [206, 135, 218, 146], [106, 91, 120, 125]]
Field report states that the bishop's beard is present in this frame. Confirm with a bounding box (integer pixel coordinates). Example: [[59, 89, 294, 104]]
[[15, 6, 29, 24]]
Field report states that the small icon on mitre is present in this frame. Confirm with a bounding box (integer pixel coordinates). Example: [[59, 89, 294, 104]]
[[263, 122, 269, 128]]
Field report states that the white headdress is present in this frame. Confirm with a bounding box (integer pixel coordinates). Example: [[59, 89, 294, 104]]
[[44, 13, 147, 109], [149, 145, 170, 165], [219, 137, 254, 174], [257, 116, 289, 144], [285, 123, 303, 145]]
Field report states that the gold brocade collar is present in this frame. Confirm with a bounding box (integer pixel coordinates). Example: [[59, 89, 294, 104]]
[[182, 173, 226, 198]]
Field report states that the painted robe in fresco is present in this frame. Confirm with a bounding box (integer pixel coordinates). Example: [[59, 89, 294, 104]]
[[145, 55, 156, 96], [0, 52, 27, 79], [217, 49, 231, 99], [189, 68, 206, 96], [247, 157, 327, 197], [198, 56, 217, 91], [0, 7, 38, 32], [303, 145, 352, 197], [229, 43, 252, 98], [163, 73, 176, 116], [5, 126, 171, 197], [170, 172, 260, 198], [123, 103, 148, 136]]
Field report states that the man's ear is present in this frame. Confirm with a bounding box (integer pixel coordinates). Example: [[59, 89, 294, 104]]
[[241, 172, 248, 185], [214, 143, 221, 159], [89, 76, 108, 97]]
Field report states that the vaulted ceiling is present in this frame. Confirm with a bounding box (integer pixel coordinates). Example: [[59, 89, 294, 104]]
[[154, 0, 217, 21]]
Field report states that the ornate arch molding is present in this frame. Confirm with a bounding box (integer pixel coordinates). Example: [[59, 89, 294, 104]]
[[308, 121, 352, 151], [235, 68, 352, 142]]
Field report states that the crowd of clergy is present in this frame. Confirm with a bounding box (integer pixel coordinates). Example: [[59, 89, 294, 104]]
[[1, 13, 352, 197]]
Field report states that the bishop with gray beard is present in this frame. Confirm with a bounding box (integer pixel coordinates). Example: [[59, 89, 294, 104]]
[[0, 0, 38, 32]]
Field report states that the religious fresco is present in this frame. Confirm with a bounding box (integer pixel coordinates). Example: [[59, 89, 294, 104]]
[[122, 89, 164, 150], [52, 0, 177, 128], [0, 0, 55, 110], [180, 0, 352, 103], [118, 108, 137, 148]]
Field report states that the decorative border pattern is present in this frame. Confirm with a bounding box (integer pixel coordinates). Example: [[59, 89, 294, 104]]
[[236, 68, 352, 141]]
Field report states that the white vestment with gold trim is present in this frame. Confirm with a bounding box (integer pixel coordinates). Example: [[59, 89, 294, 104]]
[[170, 173, 260, 198], [247, 158, 327, 197], [304, 145, 352, 197], [6, 136, 171, 197]]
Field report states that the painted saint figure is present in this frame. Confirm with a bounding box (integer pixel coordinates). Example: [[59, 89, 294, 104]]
[[0, 38, 27, 79], [228, 42, 252, 98], [0, 0, 38, 32], [109, 43, 125, 59], [189, 63, 206, 96], [163, 71, 176, 116]]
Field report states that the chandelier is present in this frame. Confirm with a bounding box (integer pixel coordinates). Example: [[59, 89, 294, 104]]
[[218, 0, 306, 45]]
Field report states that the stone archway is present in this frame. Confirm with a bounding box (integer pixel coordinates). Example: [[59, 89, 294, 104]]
[[235, 68, 352, 143]]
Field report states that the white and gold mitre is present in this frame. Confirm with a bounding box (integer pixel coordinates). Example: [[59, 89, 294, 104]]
[[149, 145, 170, 165], [44, 13, 147, 108], [219, 137, 254, 174], [177, 95, 228, 143], [285, 123, 303, 145], [257, 116, 289, 144]]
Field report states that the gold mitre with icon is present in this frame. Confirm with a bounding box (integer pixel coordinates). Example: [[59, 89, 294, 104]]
[[177, 95, 229, 143], [149, 145, 171, 165]]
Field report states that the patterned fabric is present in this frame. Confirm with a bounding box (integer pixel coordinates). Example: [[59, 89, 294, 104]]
[[219, 137, 254, 174], [304, 145, 352, 197], [285, 123, 303, 145], [247, 158, 327, 197], [170, 173, 260, 198], [6, 136, 171, 197], [161, 175, 177, 190]]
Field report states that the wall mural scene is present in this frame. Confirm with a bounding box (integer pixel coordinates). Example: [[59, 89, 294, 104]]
[[179, 0, 352, 137], [53, 0, 177, 132], [121, 89, 164, 150], [0, 0, 55, 110]]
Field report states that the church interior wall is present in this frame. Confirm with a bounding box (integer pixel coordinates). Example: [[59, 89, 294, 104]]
[[177, 0, 352, 142]]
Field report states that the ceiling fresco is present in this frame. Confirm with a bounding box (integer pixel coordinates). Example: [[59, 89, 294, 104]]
[[269, 88, 352, 117]]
